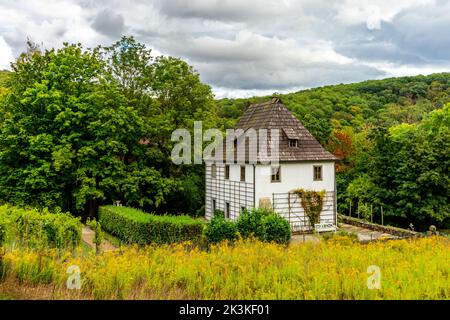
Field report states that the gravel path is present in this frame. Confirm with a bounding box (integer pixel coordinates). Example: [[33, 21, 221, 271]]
[[338, 223, 398, 241], [290, 223, 398, 244], [81, 226, 116, 252]]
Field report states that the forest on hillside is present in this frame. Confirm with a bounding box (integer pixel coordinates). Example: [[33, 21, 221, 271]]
[[0, 39, 449, 230], [217, 74, 450, 229]]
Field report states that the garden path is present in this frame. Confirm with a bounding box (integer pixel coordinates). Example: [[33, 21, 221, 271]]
[[81, 226, 116, 251], [338, 223, 398, 242]]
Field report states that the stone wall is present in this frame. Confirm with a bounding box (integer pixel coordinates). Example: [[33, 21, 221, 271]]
[[338, 214, 421, 238]]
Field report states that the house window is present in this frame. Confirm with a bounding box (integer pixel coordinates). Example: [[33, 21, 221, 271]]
[[212, 199, 216, 213], [225, 165, 230, 179], [225, 202, 230, 218], [289, 139, 298, 147], [211, 164, 217, 178], [313, 165, 323, 181], [241, 206, 246, 213], [271, 166, 281, 182], [240, 166, 246, 182]]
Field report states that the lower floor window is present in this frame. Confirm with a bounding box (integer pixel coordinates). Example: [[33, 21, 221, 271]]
[[225, 202, 230, 218]]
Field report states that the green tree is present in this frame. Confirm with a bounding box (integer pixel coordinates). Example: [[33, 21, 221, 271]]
[[369, 105, 450, 229], [0, 42, 174, 217], [101, 37, 218, 215]]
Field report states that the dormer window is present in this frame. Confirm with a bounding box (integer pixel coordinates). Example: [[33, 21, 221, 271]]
[[289, 139, 298, 147], [283, 128, 300, 148]]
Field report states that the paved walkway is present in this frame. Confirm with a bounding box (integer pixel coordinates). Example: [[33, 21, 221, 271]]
[[290, 233, 320, 244], [81, 226, 116, 252], [338, 223, 398, 241], [290, 223, 398, 244]]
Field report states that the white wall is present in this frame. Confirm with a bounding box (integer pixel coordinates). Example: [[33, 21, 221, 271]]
[[254, 162, 335, 205], [205, 161, 336, 225], [228, 164, 254, 183]]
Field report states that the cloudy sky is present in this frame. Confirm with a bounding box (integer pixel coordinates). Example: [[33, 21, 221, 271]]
[[1, 0, 450, 98]]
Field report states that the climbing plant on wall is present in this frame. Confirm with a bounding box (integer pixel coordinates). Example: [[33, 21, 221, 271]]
[[293, 189, 326, 227]]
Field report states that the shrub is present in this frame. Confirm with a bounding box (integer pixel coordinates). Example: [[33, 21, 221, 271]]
[[260, 213, 292, 245], [236, 208, 270, 239], [213, 209, 225, 218], [98, 205, 205, 245], [0, 205, 82, 251], [204, 215, 238, 244], [208, 208, 292, 245]]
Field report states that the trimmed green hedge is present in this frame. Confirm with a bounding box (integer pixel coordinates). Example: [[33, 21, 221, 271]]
[[98, 206, 205, 245]]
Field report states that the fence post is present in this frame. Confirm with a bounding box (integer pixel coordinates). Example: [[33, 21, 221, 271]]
[[370, 204, 373, 223], [357, 201, 360, 219], [349, 201, 352, 217], [381, 206, 384, 226], [272, 193, 274, 211], [288, 192, 291, 227]]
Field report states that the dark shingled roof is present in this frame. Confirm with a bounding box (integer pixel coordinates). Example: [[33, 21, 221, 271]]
[[208, 98, 337, 163]]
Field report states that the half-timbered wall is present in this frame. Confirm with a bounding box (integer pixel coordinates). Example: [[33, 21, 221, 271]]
[[205, 163, 255, 220]]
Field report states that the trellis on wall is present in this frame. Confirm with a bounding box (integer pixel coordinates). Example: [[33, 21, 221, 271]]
[[272, 191, 336, 233]]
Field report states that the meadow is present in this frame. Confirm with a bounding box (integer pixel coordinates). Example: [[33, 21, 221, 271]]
[[1, 236, 448, 300]]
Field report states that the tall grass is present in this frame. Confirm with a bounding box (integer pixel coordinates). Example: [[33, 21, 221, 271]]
[[1, 237, 448, 300]]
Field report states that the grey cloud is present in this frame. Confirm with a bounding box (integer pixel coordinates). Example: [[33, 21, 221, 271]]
[[91, 9, 125, 38], [157, 0, 285, 22], [333, 2, 450, 66], [160, 31, 384, 90], [389, 4, 450, 63], [196, 60, 383, 90], [2, 0, 450, 97]]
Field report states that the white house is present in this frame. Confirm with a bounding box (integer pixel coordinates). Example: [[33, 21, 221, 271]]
[[205, 97, 337, 232]]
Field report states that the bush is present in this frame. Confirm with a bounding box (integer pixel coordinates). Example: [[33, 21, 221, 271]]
[[0, 205, 82, 250], [207, 208, 292, 245], [204, 214, 238, 244], [236, 208, 270, 239], [213, 209, 225, 218], [260, 213, 291, 244], [98, 205, 205, 245]]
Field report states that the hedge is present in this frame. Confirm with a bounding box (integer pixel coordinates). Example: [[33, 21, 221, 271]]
[[98, 206, 205, 245]]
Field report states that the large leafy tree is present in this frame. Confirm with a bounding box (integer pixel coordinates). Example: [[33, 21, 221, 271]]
[[99, 37, 218, 215], [0, 42, 175, 217], [369, 105, 450, 228]]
